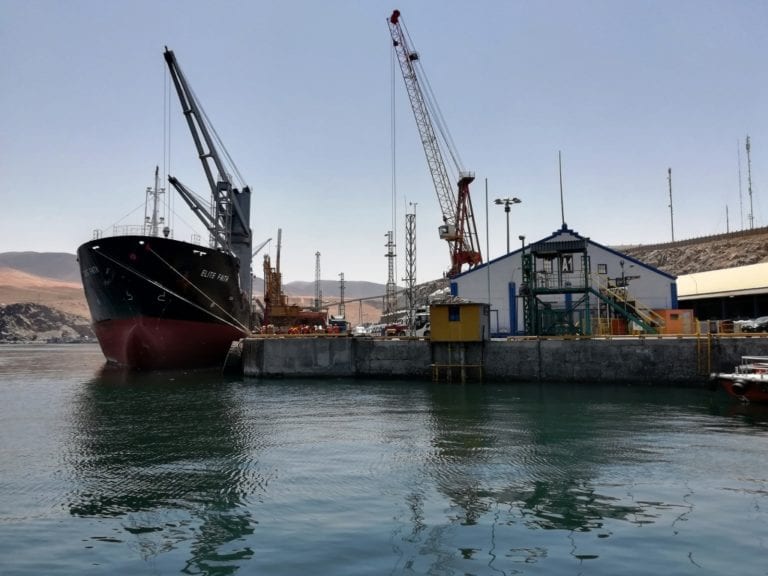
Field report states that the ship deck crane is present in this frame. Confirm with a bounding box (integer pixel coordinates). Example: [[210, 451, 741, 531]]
[[163, 47, 253, 297], [387, 9, 482, 277], [252, 237, 272, 258]]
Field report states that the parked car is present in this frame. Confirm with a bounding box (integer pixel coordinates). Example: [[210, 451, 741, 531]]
[[742, 316, 768, 333], [385, 323, 407, 337]]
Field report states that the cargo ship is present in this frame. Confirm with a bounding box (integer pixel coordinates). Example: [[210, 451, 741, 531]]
[[78, 48, 253, 369]]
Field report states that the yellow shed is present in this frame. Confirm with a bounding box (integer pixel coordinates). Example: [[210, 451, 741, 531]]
[[430, 302, 490, 342]]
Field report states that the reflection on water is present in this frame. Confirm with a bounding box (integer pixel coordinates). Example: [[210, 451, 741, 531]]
[[396, 385, 768, 573], [67, 366, 260, 573], [421, 386, 663, 532], [1, 345, 767, 575]]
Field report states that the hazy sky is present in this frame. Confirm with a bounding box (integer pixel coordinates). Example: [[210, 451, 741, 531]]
[[1, 0, 766, 284]]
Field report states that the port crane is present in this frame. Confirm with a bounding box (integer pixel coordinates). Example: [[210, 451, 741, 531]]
[[387, 9, 482, 277]]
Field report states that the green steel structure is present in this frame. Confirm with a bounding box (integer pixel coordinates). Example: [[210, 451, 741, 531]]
[[521, 237, 662, 336]]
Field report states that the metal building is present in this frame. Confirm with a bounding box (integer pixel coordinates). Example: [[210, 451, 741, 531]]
[[677, 262, 768, 321], [450, 225, 678, 336]]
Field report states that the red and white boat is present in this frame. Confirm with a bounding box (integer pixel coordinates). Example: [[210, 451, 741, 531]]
[[711, 356, 768, 403]]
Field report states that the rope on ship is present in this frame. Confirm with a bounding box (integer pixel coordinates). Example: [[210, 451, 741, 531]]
[[94, 248, 249, 333], [145, 246, 250, 332]]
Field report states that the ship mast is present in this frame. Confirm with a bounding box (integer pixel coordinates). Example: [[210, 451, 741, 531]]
[[144, 166, 166, 238], [162, 47, 253, 296]]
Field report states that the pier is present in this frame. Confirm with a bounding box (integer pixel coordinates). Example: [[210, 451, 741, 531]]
[[238, 334, 768, 385]]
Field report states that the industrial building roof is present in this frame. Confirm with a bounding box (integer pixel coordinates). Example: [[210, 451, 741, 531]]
[[677, 262, 768, 300], [462, 224, 676, 281]]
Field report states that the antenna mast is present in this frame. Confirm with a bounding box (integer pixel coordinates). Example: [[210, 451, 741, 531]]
[[558, 151, 566, 227], [668, 168, 675, 242], [746, 135, 754, 229]]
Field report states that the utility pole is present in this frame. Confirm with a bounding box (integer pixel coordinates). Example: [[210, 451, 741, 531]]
[[746, 136, 754, 229], [738, 139, 744, 230], [668, 168, 675, 242]]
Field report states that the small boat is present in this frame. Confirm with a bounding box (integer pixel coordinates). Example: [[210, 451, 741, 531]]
[[711, 356, 768, 403]]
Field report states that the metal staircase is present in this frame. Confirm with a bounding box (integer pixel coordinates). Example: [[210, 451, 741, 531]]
[[590, 276, 665, 334]]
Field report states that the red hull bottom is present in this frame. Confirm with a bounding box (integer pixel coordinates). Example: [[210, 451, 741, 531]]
[[93, 317, 245, 370], [717, 378, 768, 404]]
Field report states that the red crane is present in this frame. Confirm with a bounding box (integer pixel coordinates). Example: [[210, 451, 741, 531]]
[[388, 9, 482, 277]]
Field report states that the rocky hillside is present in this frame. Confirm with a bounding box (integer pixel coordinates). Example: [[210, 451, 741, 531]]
[[0, 303, 94, 343], [618, 226, 768, 276]]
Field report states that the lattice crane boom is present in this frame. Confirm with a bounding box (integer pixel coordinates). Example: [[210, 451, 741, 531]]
[[387, 9, 482, 277]]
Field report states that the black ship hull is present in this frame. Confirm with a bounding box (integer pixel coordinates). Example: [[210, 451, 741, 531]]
[[77, 235, 249, 369]]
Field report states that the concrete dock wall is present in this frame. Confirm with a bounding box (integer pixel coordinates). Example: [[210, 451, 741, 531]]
[[485, 338, 701, 383], [240, 335, 768, 384], [242, 338, 431, 379]]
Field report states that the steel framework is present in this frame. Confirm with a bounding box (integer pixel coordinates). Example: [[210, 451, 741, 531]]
[[387, 10, 482, 277]]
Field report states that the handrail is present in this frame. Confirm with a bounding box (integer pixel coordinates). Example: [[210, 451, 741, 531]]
[[590, 274, 666, 332]]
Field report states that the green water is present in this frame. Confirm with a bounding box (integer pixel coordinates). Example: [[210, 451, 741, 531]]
[[1, 344, 766, 575]]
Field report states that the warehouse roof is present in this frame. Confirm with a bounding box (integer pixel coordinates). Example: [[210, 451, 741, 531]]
[[677, 262, 768, 300]]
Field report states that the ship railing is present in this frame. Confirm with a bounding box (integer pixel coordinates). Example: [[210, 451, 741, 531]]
[[92, 225, 178, 240]]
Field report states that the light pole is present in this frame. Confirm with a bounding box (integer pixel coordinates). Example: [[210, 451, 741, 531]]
[[494, 197, 522, 254]]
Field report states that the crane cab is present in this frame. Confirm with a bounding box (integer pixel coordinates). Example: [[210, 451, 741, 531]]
[[439, 224, 458, 241]]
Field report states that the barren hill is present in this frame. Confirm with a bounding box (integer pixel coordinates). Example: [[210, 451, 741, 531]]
[[0, 251, 80, 282], [618, 226, 768, 276], [0, 267, 89, 317]]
